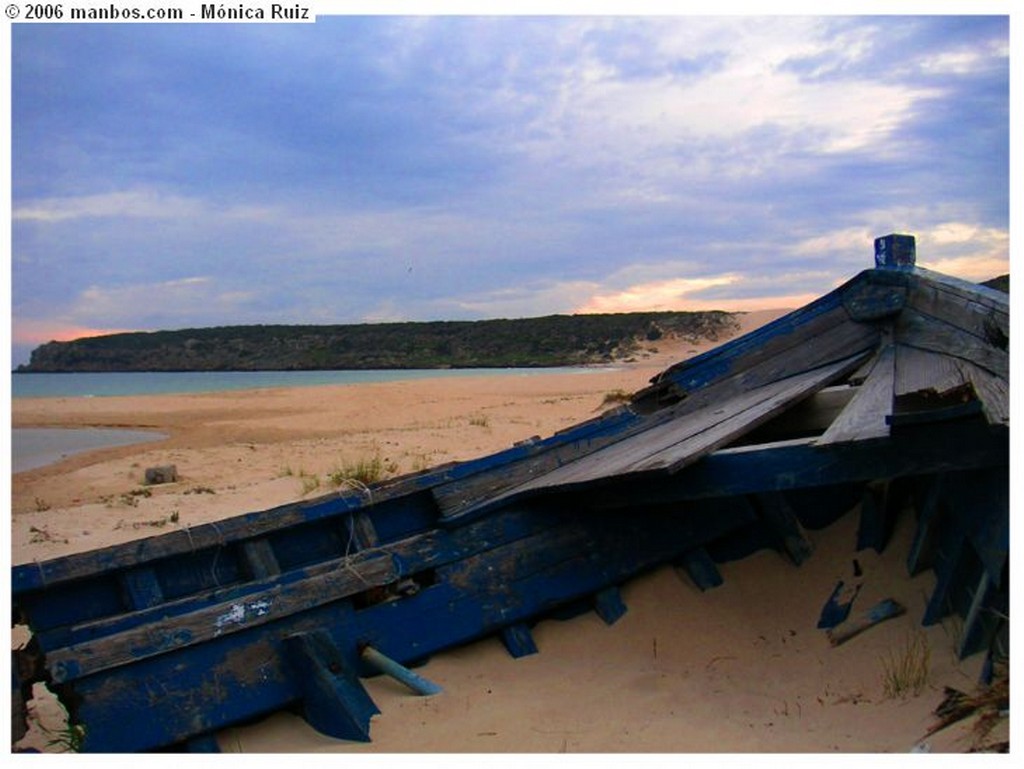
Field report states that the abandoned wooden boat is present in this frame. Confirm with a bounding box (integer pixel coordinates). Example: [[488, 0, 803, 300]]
[[11, 234, 1008, 752]]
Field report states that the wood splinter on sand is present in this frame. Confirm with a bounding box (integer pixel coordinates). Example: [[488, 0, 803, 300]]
[[827, 598, 906, 647]]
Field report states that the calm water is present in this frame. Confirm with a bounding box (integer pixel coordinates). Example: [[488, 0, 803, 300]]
[[11, 367, 598, 399], [12, 427, 168, 473]]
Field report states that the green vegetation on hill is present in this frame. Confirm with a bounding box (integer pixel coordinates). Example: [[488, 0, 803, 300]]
[[16, 312, 739, 373]]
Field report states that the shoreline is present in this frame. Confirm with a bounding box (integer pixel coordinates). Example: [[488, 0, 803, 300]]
[[11, 427, 169, 474]]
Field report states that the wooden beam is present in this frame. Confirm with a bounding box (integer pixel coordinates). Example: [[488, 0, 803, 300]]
[[754, 492, 813, 565], [240, 539, 280, 580], [119, 567, 164, 610], [906, 475, 944, 576], [816, 344, 894, 445], [678, 548, 723, 591]]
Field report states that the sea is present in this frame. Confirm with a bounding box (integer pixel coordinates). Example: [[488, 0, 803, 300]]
[[9, 367, 601, 472]]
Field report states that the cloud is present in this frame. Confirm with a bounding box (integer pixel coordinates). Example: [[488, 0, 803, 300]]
[[64, 277, 260, 330], [13, 189, 202, 222], [575, 275, 742, 314], [13, 188, 275, 223], [917, 224, 1009, 282], [8, 16, 1010, 370]]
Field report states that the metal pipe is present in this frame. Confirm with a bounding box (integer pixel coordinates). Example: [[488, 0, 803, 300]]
[[360, 645, 443, 696]]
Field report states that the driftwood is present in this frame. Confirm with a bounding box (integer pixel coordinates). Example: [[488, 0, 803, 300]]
[[827, 598, 905, 646]]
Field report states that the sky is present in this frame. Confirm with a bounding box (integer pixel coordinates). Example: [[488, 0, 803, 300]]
[[5, 3, 1014, 368]]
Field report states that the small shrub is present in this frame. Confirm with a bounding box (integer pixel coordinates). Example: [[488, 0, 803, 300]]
[[328, 455, 398, 488], [600, 389, 633, 407], [468, 414, 490, 428], [300, 474, 321, 495]]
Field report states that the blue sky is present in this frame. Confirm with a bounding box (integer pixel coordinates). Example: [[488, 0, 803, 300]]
[[6, 5, 1013, 368]]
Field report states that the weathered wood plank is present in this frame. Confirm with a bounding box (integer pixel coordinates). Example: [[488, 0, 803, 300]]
[[638, 272, 866, 403], [578, 420, 1007, 511], [815, 344, 894, 445], [894, 344, 969, 398], [46, 553, 398, 683], [437, 317, 878, 524], [904, 268, 1009, 344], [32, 505, 559, 656], [636, 353, 870, 476], [430, 407, 652, 523], [958, 360, 1009, 425], [894, 307, 1008, 380], [645, 306, 878, 415], [519, 353, 867, 496]]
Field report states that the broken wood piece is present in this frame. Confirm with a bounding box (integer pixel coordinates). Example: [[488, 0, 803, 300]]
[[827, 598, 905, 646], [816, 579, 862, 630], [360, 645, 442, 696]]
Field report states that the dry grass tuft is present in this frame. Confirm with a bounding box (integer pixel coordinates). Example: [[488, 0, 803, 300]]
[[880, 630, 930, 698]]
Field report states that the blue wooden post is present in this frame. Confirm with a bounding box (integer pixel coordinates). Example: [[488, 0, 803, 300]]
[[678, 547, 723, 591], [500, 624, 539, 658], [874, 233, 916, 268], [593, 586, 627, 625], [284, 631, 380, 742], [754, 493, 813, 565]]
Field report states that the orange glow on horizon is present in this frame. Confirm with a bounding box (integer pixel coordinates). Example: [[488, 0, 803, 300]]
[[13, 321, 139, 347]]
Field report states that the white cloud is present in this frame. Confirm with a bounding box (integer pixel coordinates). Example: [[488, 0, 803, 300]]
[[917, 224, 1009, 282], [513, 16, 938, 179], [13, 189, 204, 222], [13, 188, 278, 224]]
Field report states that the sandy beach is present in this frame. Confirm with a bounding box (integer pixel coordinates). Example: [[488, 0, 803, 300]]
[[10, 309, 1005, 753]]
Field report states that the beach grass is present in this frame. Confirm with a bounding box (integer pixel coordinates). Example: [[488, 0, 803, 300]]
[[880, 630, 931, 698]]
